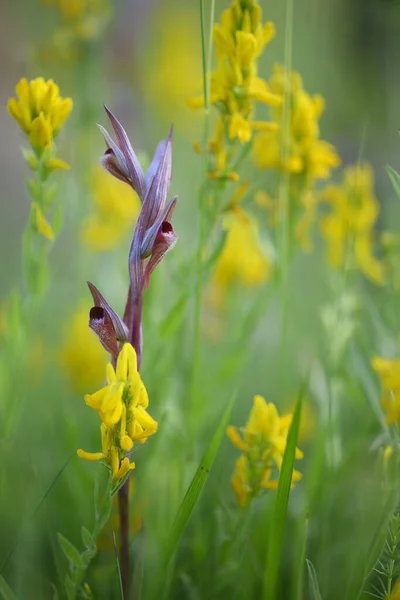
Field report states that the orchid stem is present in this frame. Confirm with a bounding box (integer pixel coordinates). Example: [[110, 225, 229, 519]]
[[118, 479, 130, 600]]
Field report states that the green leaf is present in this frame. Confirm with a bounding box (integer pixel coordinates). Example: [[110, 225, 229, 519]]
[[306, 559, 322, 600], [0, 576, 19, 600], [58, 533, 82, 569], [81, 527, 96, 553], [65, 574, 75, 600], [113, 532, 124, 600], [263, 386, 304, 600], [165, 393, 236, 562], [386, 165, 400, 200], [26, 178, 41, 200], [21, 147, 38, 170]]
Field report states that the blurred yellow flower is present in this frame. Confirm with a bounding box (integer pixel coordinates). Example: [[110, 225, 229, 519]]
[[142, 6, 202, 131], [372, 356, 400, 425], [227, 395, 303, 507], [253, 66, 340, 251], [8, 78, 73, 154], [78, 343, 157, 482], [253, 66, 339, 180], [59, 304, 107, 393], [320, 163, 384, 285], [82, 166, 140, 252], [213, 210, 271, 291], [189, 0, 281, 179], [41, 0, 111, 44]]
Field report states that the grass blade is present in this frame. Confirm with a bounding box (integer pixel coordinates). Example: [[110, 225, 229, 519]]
[[386, 165, 400, 200], [165, 393, 235, 562], [263, 388, 304, 600], [306, 559, 322, 600], [0, 576, 18, 600], [0, 453, 73, 574], [112, 531, 124, 600]]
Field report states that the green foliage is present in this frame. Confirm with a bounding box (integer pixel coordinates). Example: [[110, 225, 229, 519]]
[[264, 390, 303, 600], [165, 393, 235, 563], [306, 559, 322, 600]]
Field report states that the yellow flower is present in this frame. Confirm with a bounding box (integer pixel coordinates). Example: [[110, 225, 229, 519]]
[[372, 356, 400, 425], [78, 344, 157, 482], [253, 66, 340, 181], [320, 163, 384, 284], [252, 66, 340, 250], [81, 166, 140, 252], [189, 0, 281, 180], [59, 304, 107, 393], [214, 210, 271, 290], [227, 395, 303, 507], [8, 78, 73, 153]]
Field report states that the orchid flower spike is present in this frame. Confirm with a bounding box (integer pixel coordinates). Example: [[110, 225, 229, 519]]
[[90, 108, 178, 367]]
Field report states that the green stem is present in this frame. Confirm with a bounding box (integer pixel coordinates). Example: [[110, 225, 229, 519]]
[[277, 0, 294, 383], [190, 0, 215, 421]]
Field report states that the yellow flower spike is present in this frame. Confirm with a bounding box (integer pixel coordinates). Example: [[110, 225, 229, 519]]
[[8, 77, 73, 152], [32, 202, 54, 241], [77, 449, 106, 461], [213, 211, 271, 290], [228, 394, 303, 506], [320, 162, 384, 284], [78, 343, 157, 476]]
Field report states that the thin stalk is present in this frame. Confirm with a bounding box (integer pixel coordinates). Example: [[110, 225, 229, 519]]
[[118, 481, 130, 600], [277, 0, 294, 380], [190, 0, 215, 419]]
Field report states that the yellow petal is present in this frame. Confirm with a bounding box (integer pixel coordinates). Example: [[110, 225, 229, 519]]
[[226, 426, 247, 451], [46, 157, 70, 171], [77, 449, 105, 461], [32, 203, 54, 241]]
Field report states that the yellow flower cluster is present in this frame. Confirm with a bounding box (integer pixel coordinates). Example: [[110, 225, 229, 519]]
[[253, 66, 340, 250], [372, 356, 400, 425], [8, 78, 72, 155], [82, 167, 140, 252], [320, 163, 384, 285], [77, 344, 157, 482], [189, 0, 281, 179], [253, 66, 339, 180], [227, 395, 303, 507], [59, 304, 107, 393], [42, 0, 111, 44], [8, 78, 72, 245]]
